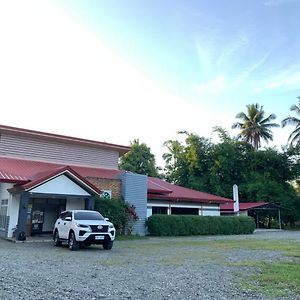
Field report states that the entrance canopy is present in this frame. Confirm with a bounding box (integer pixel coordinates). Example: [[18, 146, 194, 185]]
[[9, 166, 101, 240]]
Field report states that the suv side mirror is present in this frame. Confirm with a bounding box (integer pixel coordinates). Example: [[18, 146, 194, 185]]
[[65, 217, 71, 221], [104, 218, 109, 221]]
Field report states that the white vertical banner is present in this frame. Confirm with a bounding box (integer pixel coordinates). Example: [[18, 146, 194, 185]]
[[233, 184, 239, 214]]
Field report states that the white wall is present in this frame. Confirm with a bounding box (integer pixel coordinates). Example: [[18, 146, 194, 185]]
[[0, 182, 11, 200], [147, 200, 220, 217], [0, 183, 12, 236], [239, 211, 248, 216], [30, 175, 90, 196], [66, 198, 85, 210], [202, 204, 220, 216], [7, 192, 20, 238], [147, 207, 152, 218]]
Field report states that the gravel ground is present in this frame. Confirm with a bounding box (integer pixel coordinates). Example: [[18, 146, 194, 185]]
[[0, 230, 299, 300]]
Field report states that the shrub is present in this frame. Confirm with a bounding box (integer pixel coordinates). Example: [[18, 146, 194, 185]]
[[146, 215, 256, 236], [94, 197, 138, 234]]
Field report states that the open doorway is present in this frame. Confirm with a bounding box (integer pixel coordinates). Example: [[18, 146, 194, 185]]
[[27, 198, 66, 235]]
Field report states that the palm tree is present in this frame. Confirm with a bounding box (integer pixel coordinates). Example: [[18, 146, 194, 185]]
[[232, 103, 279, 150], [281, 96, 300, 147]]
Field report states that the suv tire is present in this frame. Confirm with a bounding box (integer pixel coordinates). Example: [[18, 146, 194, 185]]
[[103, 241, 113, 250], [68, 231, 79, 251], [53, 230, 62, 247]]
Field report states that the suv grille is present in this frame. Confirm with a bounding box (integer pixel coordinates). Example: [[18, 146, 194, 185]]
[[90, 225, 109, 233]]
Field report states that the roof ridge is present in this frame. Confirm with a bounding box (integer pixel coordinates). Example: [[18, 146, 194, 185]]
[[0, 124, 130, 153], [148, 178, 173, 192]]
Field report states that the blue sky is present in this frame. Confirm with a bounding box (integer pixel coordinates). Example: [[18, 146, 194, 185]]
[[64, 0, 300, 107], [0, 0, 299, 165]]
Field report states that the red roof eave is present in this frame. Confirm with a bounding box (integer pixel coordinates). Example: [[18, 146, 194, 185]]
[[220, 202, 268, 211], [0, 178, 29, 185], [148, 193, 233, 204]]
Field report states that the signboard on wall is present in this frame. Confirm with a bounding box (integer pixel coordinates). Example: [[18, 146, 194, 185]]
[[100, 190, 112, 200]]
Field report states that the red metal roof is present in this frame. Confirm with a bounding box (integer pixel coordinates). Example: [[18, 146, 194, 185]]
[[0, 124, 130, 155], [148, 177, 233, 204], [0, 156, 123, 183], [220, 202, 268, 211], [148, 178, 173, 194], [0, 156, 233, 204]]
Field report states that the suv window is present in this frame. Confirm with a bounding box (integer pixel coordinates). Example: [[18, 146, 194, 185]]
[[60, 211, 72, 220], [74, 211, 104, 220], [59, 212, 66, 220]]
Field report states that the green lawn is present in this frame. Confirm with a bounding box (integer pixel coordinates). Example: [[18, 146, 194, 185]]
[[221, 239, 300, 297], [117, 236, 300, 297]]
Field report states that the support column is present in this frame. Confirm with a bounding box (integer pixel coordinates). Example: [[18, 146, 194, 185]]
[[85, 196, 95, 210], [278, 209, 282, 230], [16, 192, 29, 241]]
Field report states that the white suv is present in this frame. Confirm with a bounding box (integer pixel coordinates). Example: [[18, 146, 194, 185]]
[[53, 210, 115, 250]]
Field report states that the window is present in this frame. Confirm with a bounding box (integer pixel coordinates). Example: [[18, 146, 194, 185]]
[[60, 211, 72, 220], [152, 206, 168, 215], [74, 211, 104, 220], [171, 207, 199, 215], [0, 199, 8, 229]]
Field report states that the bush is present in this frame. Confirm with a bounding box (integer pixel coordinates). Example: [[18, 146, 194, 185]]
[[146, 215, 255, 236], [94, 197, 137, 234]]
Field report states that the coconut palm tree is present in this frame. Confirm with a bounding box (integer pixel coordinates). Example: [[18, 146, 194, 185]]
[[232, 103, 279, 150], [281, 97, 300, 147]]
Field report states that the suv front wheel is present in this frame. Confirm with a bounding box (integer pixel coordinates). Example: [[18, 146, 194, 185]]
[[53, 230, 62, 247], [103, 241, 113, 250], [68, 231, 79, 251]]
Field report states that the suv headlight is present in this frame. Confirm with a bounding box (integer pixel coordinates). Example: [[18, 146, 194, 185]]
[[109, 224, 114, 229], [74, 223, 91, 230]]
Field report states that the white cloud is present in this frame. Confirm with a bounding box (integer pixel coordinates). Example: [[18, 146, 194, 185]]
[[264, 0, 299, 6], [253, 71, 300, 93], [194, 76, 227, 95], [0, 0, 230, 165]]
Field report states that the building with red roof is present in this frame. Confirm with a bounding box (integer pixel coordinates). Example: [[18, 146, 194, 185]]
[[0, 124, 233, 240]]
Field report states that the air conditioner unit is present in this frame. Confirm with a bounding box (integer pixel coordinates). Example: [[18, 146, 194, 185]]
[[100, 189, 112, 200]]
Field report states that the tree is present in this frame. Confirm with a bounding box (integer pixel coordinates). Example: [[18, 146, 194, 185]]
[[232, 103, 279, 150], [282, 96, 300, 147], [163, 132, 213, 190], [163, 130, 300, 223], [94, 197, 138, 234], [119, 139, 159, 177]]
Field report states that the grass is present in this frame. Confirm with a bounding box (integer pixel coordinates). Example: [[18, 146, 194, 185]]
[[115, 234, 150, 241], [231, 261, 300, 297], [213, 239, 300, 298], [116, 236, 300, 297]]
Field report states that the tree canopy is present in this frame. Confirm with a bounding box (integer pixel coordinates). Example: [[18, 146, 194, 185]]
[[119, 139, 159, 177], [282, 96, 300, 147], [163, 130, 300, 223], [232, 103, 279, 150]]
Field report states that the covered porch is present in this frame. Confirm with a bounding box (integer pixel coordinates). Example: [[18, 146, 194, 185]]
[[8, 166, 100, 240]]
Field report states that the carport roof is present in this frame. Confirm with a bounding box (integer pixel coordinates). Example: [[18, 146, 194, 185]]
[[220, 202, 275, 211]]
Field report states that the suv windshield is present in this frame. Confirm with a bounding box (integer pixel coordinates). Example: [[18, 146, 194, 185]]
[[74, 211, 104, 220]]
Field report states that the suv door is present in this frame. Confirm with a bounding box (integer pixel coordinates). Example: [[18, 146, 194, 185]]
[[60, 211, 72, 239]]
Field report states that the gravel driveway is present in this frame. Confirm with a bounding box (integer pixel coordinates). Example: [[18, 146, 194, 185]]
[[0, 230, 299, 300]]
